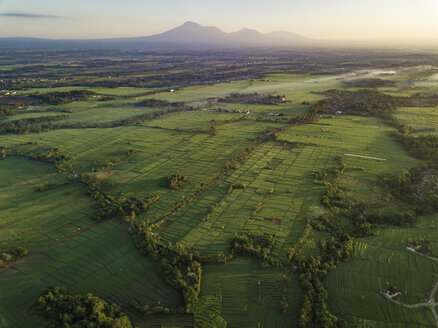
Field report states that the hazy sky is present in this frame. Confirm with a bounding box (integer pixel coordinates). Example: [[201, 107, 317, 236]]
[[0, 0, 437, 40]]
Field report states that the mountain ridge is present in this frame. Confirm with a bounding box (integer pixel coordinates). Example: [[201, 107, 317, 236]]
[[0, 21, 436, 49], [0, 21, 316, 49]]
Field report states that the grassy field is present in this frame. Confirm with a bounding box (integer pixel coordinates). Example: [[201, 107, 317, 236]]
[[0, 158, 94, 254], [0, 157, 183, 327], [1, 69, 438, 327], [0, 219, 183, 328]]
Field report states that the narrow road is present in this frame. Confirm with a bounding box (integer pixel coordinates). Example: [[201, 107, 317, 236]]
[[408, 248, 438, 263], [345, 153, 387, 161]]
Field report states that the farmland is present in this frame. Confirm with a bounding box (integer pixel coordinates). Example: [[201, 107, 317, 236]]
[[0, 48, 438, 327]]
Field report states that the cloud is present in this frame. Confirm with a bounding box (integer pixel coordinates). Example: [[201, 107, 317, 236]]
[[0, 12, 62, 19]]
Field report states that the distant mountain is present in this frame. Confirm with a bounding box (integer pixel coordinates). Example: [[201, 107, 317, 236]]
[[0, 22, 317, 49], [139, 22, 314, 47], [1, 22, 435, 50], [143, 21, 231, 45]]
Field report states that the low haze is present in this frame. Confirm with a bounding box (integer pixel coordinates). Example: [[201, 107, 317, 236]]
[[0, 0, 437, 43]]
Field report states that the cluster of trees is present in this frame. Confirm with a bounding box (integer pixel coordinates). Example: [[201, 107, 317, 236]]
[[31, 147, 60, 161], [294, 234, 353, 328], [36, 286, 133, 328], [395, 133, 438, 162], [404, 93, 438, 107], [0, 247, 28, 267], [0, 253, 12, 267], [210, 124, 218, 136], [167, 172, 187, 190], [135, 223, 202, 312], [201, 204, 218, 223], [298, 158, 357, 325], [229, 233, 276, 264], [380, 165, 430, 197], [251, 201, 263, 217], [131, 301, 183, 316], [225, 141, 261, 171], [317, 154, 421, 231], [380, 165, 438, 215], [31, 90, 95, 105], [0, 95, 32, 112], [78, 174, 160, 221], [214, 93, 287, 105], [313, 89, 403, 119], [38, 181, 67, 192], [136, 98, 186, 109], [228, 182, 246, 193], [98, 96, 116, 102], [0, 106, 16, 118], [289, 103, 320, 125], [0, 115, 68, 135], [10, 146, 75, 173], [344, 78, 396, 88], [54, 154, 75, 172]]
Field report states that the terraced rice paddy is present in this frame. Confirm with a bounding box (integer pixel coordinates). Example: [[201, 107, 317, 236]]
[[1, 68, 438, 327], [159, 141, 338, 257], [0, 158, 94, 253], [198, 258, 301, 328], [327, 214, 438, 327]]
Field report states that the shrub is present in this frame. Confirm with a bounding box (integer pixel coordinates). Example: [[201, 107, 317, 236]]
[[167, 172, 187, 190]]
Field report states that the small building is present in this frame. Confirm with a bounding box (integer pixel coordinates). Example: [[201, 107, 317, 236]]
[[407, 242, 421, 252], [384, 287, 401, 299]]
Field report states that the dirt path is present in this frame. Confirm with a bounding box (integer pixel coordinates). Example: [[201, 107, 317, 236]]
[[345, 153, 387, 161], [407, 248, 438, 262]]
